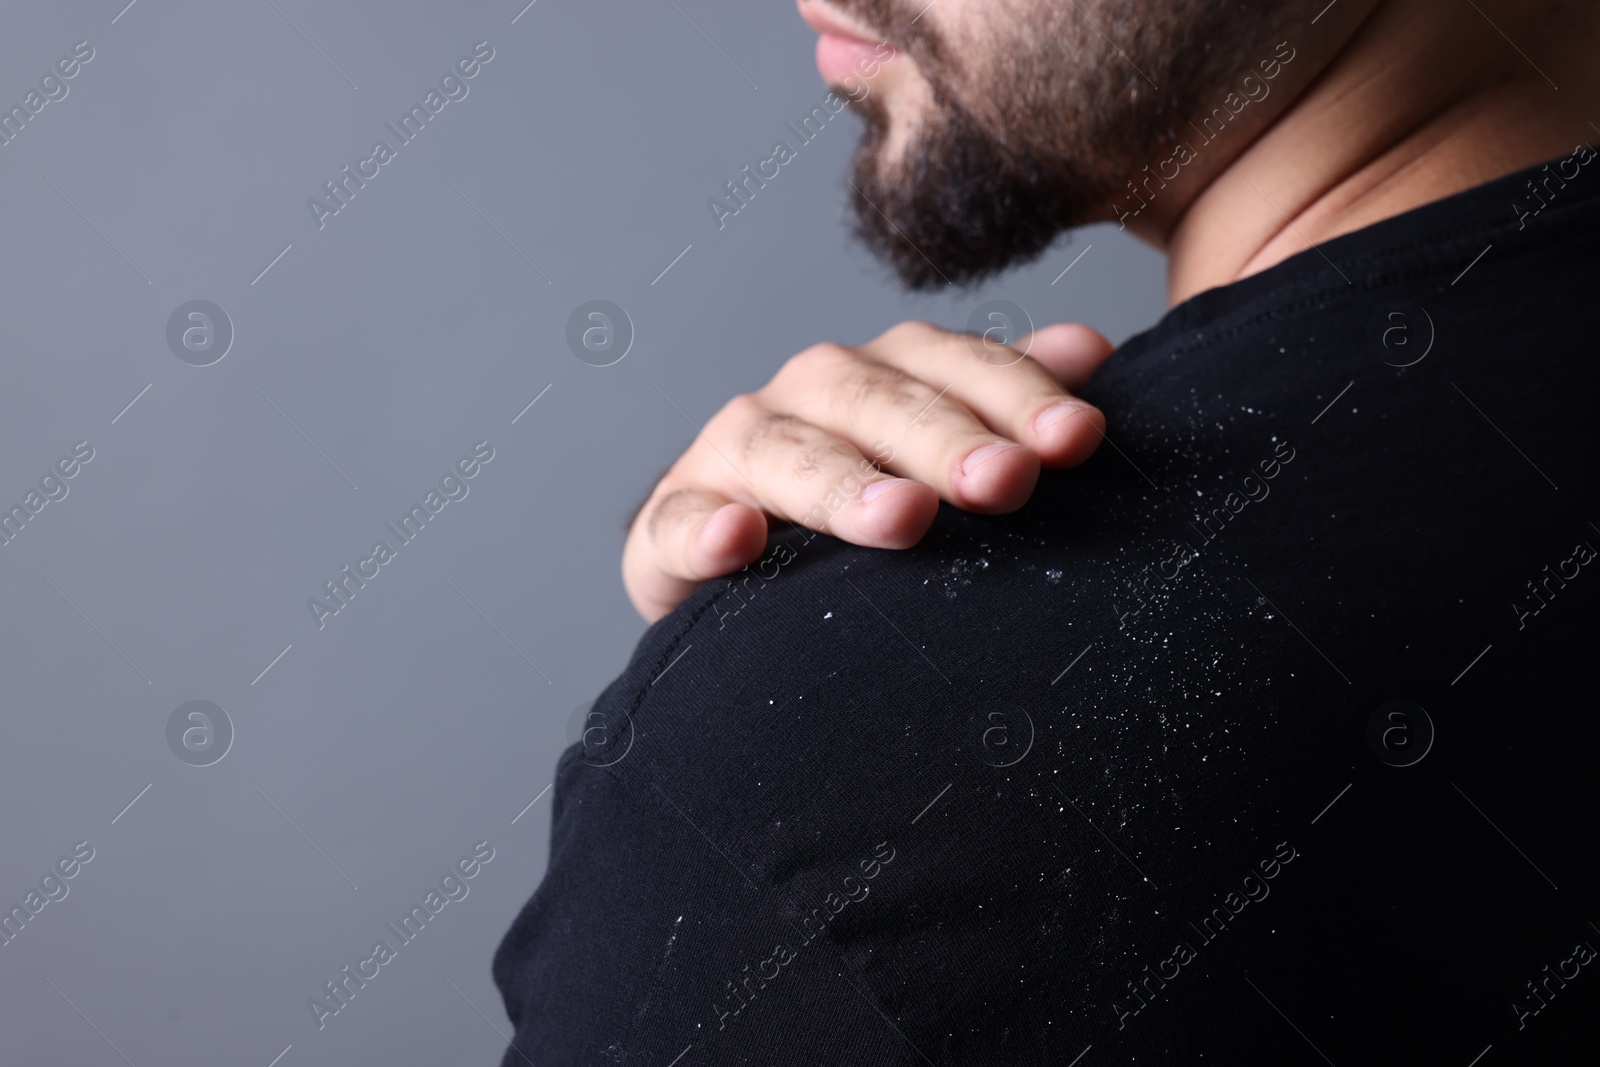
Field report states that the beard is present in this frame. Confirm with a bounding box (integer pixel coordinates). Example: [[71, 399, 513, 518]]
[[836, 0, 1304, 290], [848, 85, 1100, 290]]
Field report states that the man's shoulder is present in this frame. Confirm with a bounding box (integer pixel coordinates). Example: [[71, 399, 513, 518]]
[[561, 506, 1079, 872], [593, 491, 1113, 758], [592, 518, 992, 764]]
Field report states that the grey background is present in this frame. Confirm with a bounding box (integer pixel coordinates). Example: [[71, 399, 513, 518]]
[[0, 1, 1163, 1064]]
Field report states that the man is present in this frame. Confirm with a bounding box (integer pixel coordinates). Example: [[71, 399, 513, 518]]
[[495, 1, 1600, 1062]]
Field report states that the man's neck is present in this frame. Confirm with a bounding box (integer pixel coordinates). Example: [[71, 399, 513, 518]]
[[1156, 0, 1600, 306]]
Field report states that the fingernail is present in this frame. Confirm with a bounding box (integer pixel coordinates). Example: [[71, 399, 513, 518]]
[[1035, 400, 1091, 433], [961, 442, 1020, 475], [861, 477, 911, 504]]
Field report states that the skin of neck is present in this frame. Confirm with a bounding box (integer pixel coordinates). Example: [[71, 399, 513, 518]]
[[1127, 0, 1600, 306]]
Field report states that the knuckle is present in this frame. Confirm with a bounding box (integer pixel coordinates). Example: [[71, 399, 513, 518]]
[[715, 392, 767, 428], [742, 411, 811, 456], [791, 441, 855, 481], [840, 359, 926, 410], [879, 319, 943, 345], [645, 488, 701, 541], [777, 342, 852, 385]]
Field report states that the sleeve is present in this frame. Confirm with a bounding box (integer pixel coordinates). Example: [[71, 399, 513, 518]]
[[490, 575, 921, 1067]]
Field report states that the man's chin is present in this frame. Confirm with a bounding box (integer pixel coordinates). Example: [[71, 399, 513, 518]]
[[846, 104, 1085, 292]]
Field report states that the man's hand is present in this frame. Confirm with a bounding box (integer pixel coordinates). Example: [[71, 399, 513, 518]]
[[624, 320, 1115, 621]]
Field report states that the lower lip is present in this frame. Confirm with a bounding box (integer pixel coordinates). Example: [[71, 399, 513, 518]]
[[815, 32, 884, 85]]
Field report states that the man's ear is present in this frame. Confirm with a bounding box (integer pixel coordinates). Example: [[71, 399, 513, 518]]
[[1019, 323, 1115, 393]]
